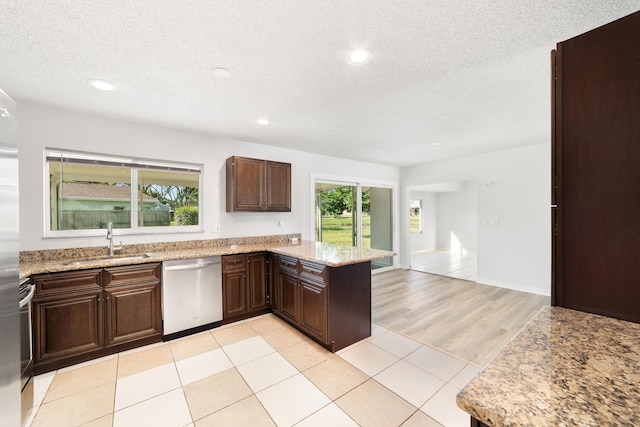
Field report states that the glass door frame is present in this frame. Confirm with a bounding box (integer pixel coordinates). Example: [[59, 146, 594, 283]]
[[310, 173, 397, 271]]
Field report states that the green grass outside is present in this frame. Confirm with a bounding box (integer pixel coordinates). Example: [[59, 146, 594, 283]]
[[321, 214, 421, 247], [410, 215, 421, 233], [321, 214, 421, 246], [320, 215, 370, 248]]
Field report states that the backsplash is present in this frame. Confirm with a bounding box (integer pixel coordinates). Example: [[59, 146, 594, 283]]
[[20, 234, 302, 263]]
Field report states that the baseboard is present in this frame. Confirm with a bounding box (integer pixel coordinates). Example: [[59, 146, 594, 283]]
[[475, 276, 551, 296]]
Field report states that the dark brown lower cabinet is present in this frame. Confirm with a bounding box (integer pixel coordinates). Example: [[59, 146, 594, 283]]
[[272, 255, 371, 352], [32, 263, 162, 374], [33, 286, 104, 363], [222, 252, 269, 322], [471, 418, 490, 427], [104, 282, 162, 347], [277, 267, 299, 324]]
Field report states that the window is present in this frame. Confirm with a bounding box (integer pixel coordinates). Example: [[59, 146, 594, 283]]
[[410, 199, 422, 233], [45, 148, 202, 236]]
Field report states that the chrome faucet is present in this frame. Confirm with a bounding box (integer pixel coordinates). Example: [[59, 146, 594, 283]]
[[106, 221, 123, 256]]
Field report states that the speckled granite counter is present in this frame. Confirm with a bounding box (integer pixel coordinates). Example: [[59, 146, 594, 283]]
[[20, 236, 395, 278], [268, 240, 394, 267], [456, 306, 640, 426]]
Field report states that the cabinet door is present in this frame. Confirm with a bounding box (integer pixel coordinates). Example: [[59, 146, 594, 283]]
[[278, 271, 299, 323], [247, 253, 268, 311], [552, 11, 640, 322], [104, 282, 162, 347], [265, 161, 291, 211], [269, 255, 280, 310], [223, 270, 247, 318], [299, 279, 328, 344], [227, 156, 264, 211], [33, 290, 104, 363]]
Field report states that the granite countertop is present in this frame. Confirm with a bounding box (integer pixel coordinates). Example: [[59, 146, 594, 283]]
[[456, 306, 640, 426], [20, 236, 395, 278], [268, 240, 394, 267]]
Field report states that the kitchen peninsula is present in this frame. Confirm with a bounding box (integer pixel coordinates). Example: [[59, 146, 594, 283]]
[[457, 306, 640, 426]]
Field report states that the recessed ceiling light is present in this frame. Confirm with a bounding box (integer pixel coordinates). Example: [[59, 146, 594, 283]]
[[257, 118, 269, 125], [347, 48, 372, 65], [212, 67, 231, 78], [88, 79, 115, 91]]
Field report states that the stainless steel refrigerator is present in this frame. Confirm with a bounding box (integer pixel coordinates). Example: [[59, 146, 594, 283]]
[[0, 88, 21, 426]]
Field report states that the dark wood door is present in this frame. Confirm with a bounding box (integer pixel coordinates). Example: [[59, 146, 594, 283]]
[[223, 270, 247, 318], [104, 282, 162, 347], [552, 11, 640, 322], [269, 255, 279, 310], [247, 253, 268, 311], [299, 279, 328, 343], [278, 270, 299, 323], [265, 161, 291, 211], [227, 156, 264, 211], [33, 289, 104, 363]]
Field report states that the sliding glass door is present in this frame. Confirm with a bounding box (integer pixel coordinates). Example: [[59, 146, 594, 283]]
[[315, 180, 393, 270], [315, 183, 357, 245], [364, 186, 393, 269]]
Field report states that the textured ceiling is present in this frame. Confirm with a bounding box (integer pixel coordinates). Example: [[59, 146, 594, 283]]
[[2, 1, 639, 167]]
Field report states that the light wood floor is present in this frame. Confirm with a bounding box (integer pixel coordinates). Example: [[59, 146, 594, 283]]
[[371, 269, 549, 367]]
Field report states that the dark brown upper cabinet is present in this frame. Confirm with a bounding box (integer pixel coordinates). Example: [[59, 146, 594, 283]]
[[226, 156, 291, 212], [551, 11, 640, 323]]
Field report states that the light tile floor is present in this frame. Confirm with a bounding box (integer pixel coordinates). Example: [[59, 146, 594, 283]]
[[410, 251, 477, 281], [26, 314, 479, 427]]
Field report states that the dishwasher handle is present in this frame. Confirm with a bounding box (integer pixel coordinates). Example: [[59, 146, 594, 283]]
[[163, 259, 220, 271]]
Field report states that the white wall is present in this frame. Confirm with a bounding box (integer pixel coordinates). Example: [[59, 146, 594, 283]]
[[400, 143, 551, 295], [409, 191, 436, 253], [18, 103, 399, 251], [435, 181, 477, 252]]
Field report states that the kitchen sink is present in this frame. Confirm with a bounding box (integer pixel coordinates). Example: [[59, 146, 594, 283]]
[[62, 253, 153, 267]]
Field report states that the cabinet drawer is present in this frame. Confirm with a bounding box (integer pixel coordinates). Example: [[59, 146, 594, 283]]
[[279, 256, 298, 269], [222, 254, 246, 271], [279, 256, 299, 276], [32, 269, 102, 297], [300, 261, 326, 285], [104, 263, 161, 288]]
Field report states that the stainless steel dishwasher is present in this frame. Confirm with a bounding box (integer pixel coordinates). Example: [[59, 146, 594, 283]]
[[162, 257, 222, 339]]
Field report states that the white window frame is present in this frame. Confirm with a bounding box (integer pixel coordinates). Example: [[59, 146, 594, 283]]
[[44, 148, 204, 238]]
